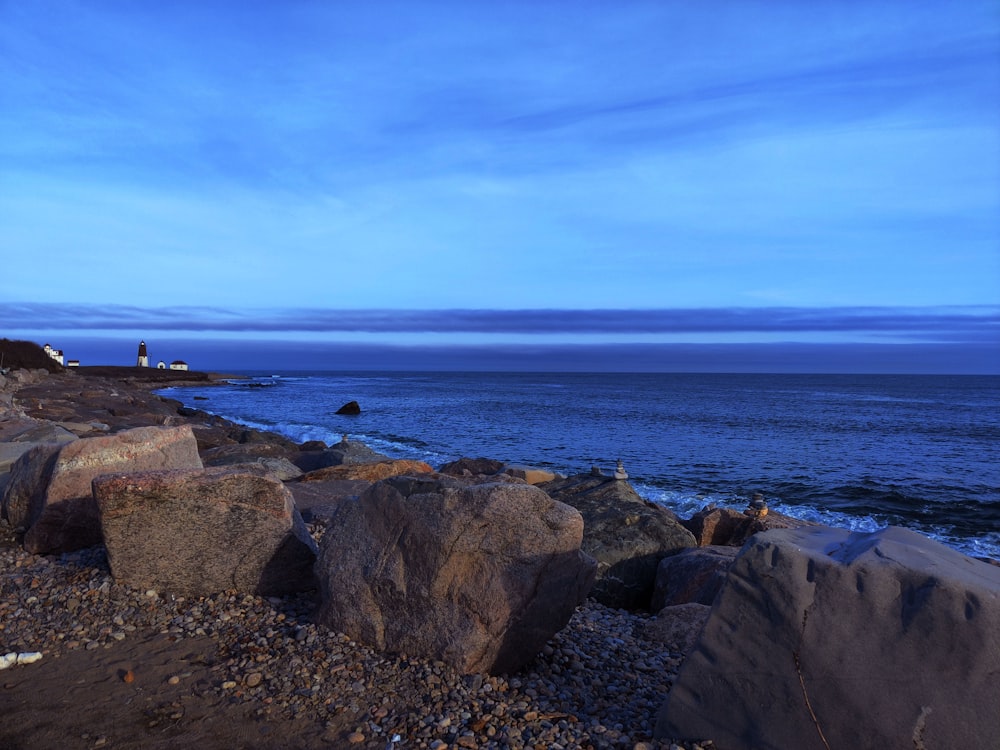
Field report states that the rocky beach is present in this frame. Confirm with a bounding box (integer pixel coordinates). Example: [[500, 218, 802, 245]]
[[2, 357, 998, 750], [0, 365, 707, 750]]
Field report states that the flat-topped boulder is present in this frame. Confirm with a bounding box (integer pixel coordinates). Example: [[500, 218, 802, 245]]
[[438, 457, 505, 477], [201, 443, 304, 481], [656, 525, 1000, 749], [94, 466, 317, 597], [539, 473, 696, 610], [300, 459, 433, 483], [2, 425, 203, 554], [315, 478, 596, 675], [503, 464, 559, 485]]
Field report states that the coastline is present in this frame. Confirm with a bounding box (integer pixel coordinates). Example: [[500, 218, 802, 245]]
[[0, 368, 711, 750]]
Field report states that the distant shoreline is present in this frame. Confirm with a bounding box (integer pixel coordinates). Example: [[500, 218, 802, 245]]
[[72, 365, 241, 384]]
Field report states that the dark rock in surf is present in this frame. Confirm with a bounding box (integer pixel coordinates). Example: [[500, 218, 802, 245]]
[[335, 400, 361, 415], [298, 440, 327, 451], [290, 439, 390, 473]]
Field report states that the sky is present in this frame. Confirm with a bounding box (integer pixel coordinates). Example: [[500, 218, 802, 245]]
[[1, 1, 998, 372]]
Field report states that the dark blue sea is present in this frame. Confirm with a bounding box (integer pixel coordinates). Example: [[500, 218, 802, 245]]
[[159, 372, 1000, 560]]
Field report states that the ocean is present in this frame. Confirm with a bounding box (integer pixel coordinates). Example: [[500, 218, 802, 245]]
[[158, 372, 1000, 560]]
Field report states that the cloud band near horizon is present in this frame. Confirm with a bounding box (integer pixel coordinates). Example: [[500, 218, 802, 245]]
[[2, 303, 997, 342]]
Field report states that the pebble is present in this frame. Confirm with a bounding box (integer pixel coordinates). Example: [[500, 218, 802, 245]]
[[0, 477, 707, 750]]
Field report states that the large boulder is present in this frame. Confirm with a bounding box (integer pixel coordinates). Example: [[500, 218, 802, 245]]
[[651, 545, 738, 609], [539, 473, 696, 610], [2, 425, 203, 554], [315, 478, 596, 675], [655, 526, 1000, 750], [94, 466, 317, 597]]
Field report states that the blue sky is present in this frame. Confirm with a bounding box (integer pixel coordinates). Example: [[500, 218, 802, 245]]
[[1, 1, 998, 371]]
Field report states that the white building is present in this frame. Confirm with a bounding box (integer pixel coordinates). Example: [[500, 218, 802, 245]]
[[169, 360, 189, 371], [43, 343, 64, 366]]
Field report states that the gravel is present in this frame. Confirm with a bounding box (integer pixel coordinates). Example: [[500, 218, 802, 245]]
[[0, 521, 714, 750]]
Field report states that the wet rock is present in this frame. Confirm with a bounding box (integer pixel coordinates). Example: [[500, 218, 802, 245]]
[[438, 457, 505, 477], [335, 401, 361, 415], [683, 505, 817, 547]]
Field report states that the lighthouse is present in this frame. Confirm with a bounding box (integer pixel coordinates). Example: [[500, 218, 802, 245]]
[[136, 340, 149, 367]]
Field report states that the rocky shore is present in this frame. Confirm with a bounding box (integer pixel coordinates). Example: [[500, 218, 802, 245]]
[[0, 367, 709, 750], [4, 365, 998, 750]]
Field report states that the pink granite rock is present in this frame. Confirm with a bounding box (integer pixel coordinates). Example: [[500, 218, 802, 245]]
[[94, 466, 317, 597], [2, 425, 202, 554], [315, 478, 596, 675]]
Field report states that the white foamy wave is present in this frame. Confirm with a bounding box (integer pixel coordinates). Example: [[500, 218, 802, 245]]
[[349, 433, 451, 467], [637, 484, 999, 560]]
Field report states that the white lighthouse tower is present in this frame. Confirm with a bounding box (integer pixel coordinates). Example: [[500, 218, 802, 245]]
[[136, 340, 149, 367]]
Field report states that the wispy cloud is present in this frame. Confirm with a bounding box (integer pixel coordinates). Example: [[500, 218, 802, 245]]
[[3, 303, 996, 343]]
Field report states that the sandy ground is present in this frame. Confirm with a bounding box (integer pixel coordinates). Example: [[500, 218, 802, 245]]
[[0, 630, 357, 750]]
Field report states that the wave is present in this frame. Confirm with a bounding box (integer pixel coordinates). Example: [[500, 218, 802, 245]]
[[637, 484, 1000, 561]]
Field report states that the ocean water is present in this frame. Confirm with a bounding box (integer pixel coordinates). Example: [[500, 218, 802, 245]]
[[158, 372, 1000, 560]]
